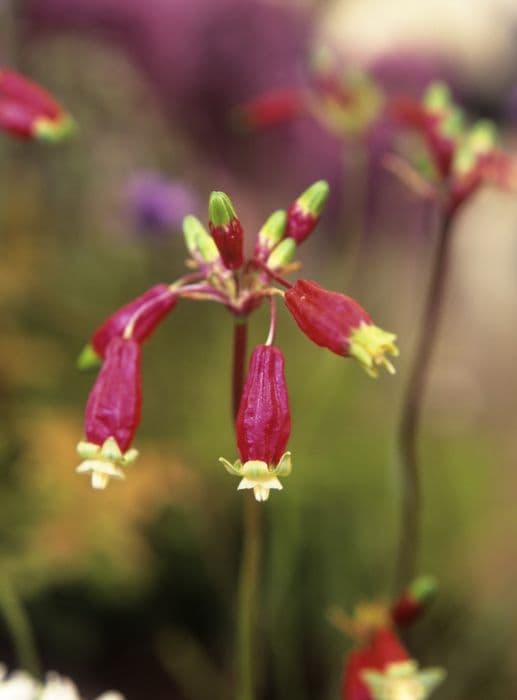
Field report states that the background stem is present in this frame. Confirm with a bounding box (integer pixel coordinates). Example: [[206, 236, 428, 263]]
[[395, 207, 455, 592], [0, 577, 41, 677]]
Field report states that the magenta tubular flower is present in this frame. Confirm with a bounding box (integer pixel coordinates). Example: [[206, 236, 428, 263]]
[[78, 284, 177, 369], [208, 191, 244, 270], [220, 344, 292, 501], [284, 280, 398, 377], [285, 180, 329, 244], [76, 337, 142, 489], [0, 68, 74, 141]]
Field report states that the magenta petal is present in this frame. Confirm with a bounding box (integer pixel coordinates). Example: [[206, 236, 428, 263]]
[[236, 344, 291, 465]]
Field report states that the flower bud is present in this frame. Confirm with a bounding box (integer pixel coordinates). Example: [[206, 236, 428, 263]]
[[284, 280, 398, 377], [266, 237, 296, 270], [391, 575, 438, 627], [286, 180, 329, 244], [76, 337, 141, 489], [79, 284, 177, 369], [0, 68, 75, 141], [254, 209, 287, 260], [237, 88, 306, 130], [220, 344, 291, 501], [183, 214, 220, 264], [208, 191, 244, 270]]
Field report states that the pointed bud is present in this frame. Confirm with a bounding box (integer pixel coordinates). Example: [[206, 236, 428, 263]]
[[76, 337, 142, 489], [423, 82, 451, 115], [208, 191, 244, 269], [0, 68, 75, 142], [362, 660, 445, 700], [266, 237, 296, 269], [254, 209, 287, 259], [391, 575, 438, 627], [183, 214, 220, 263], [286, 180, 329, 244], [220, 345, 291, 502], [342, 628, 410, 700], [85, 284, 176, 363], [284, 280, 398, 377]]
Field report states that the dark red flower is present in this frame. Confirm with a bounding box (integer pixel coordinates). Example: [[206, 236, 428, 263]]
[[284, 280, 398, 377], [391, 575, 438, 627], [237, 88, 307, 130], [0, 67, 74, 141], [76, 337, 142, 489], [78, 284, 177, 369], [220, 344, 292, 501]]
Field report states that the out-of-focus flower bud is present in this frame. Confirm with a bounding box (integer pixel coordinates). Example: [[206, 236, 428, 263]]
[[391, 575, 438, 627], [254, 209, 287, 260], [78, 284, 177, 370], [220, 344, 291, 501], [0, 68, 74, 141], [76, 338, 141, 489], [208, 191, 244, 270], [285, 180, 329, 244], [237, 88, 307, 130], [284, 280, 398, 377]]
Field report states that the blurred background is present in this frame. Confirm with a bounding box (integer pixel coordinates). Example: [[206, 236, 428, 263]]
[[2, 0, 517, 697]]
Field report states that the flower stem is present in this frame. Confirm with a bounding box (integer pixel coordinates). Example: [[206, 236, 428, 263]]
[[0, 577, 41, 678], [395, 206, 455, 592], [232, 321, 261, 700]]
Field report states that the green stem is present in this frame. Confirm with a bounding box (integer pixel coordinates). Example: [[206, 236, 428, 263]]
[[0, 577, 41, 677], [232, 321, 261, 700], [395, 206, 455, 592]]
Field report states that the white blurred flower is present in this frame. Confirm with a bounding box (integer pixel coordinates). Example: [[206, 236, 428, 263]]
[[0, 666, 124, 700]]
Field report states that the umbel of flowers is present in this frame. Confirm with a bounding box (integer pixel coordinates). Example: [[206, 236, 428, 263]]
[[76, 181, 399, 497]]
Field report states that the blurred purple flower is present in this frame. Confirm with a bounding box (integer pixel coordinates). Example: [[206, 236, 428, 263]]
[[125, 172, 200, 238]]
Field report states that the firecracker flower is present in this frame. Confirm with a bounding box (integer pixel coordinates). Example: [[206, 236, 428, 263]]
[[220, 344, 292, 502], [78, 284, 178, 370], [0, 67, 74, 141], [76, 337, 141, 489], [77, 182, 397, 492], [284, 279, 399, 377]]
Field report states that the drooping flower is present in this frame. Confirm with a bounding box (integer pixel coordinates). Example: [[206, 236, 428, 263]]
[[78, 284, 177, 369], [208, 191, 244, 270], [0, 67, 74, 141], [285, 180, 329, 244], [76, 337, 141, 489], [342, 628, 410, 700], [220, 344, 291, 501], [284, 280, 398, 377]]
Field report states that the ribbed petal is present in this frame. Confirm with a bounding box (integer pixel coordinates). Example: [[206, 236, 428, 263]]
[[236, 345, 291, 465]]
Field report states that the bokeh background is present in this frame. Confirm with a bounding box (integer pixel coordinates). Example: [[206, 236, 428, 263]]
[[2, 0, 517, 697]]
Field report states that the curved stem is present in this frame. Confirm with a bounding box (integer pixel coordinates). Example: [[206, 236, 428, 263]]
[[265, 297, 277, 347], [0, 577, 41, 677], [232, 321, 261, 700], [395, 206, 455, 592]]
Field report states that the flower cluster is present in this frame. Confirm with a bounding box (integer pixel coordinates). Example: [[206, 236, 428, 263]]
[[334, 577, 443, 700], [0, 68, 74, 142], [0, 664, 123, 700], [76, 182, 399, 496]]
